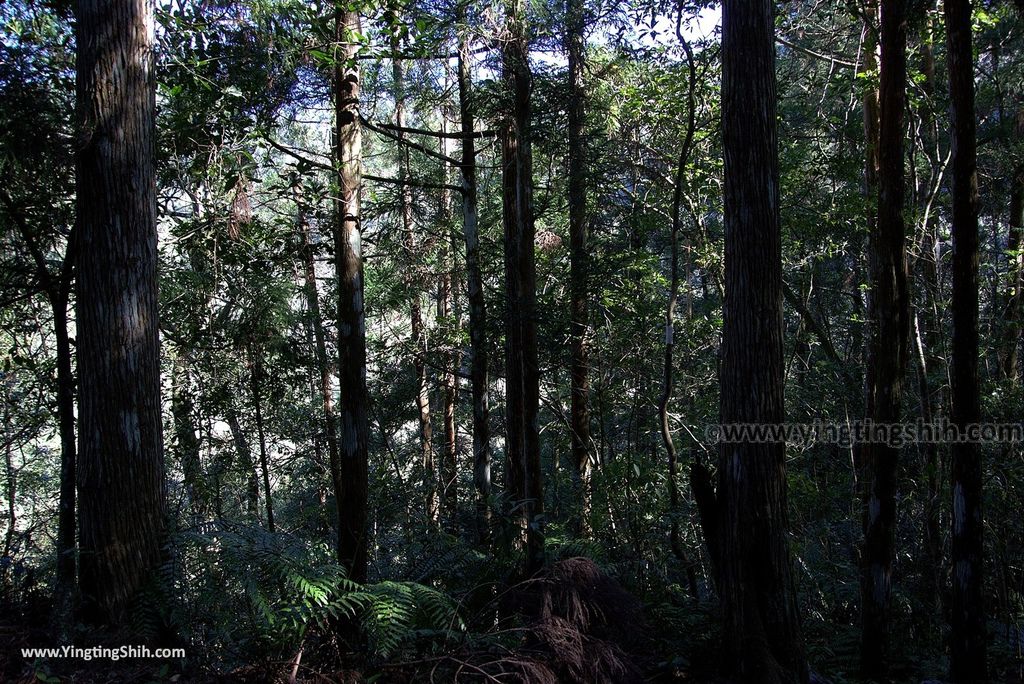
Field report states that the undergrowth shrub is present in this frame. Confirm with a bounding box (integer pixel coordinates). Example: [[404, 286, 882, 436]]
[[164, 523, 464, 674]]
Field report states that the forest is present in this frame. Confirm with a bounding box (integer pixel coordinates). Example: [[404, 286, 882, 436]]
[[0, 0, 1022, 681]]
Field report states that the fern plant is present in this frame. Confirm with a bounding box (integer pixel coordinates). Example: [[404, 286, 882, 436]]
[[165, 523, 465, 671]]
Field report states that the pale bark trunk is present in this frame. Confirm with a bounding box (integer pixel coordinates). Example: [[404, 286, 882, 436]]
[[296, 194, 345, 558], [457, 22, 492, 545], [438, 122, 459, 532], [565, 0, 593, 537], [391, 36, 437, 525], [334, 8, 369, 583]]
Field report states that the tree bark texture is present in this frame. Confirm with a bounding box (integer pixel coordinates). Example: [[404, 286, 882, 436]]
[[719, 1, 808, 681], [74, 0, 166, 625], [502, 0, 544, 577], [859, 0, 909, 676], [945, 0, 987, 678], [334, 7, 369, 583]]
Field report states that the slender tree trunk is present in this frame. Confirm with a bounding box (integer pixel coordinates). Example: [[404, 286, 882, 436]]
[[438, 124, 459, 532], [52, 286, 77, 634], [999, 111, 1024, 382], [227, 405, 260, 511], [853, 0, 880, 492], [565, 0, 593, 537], [502, 0, 544, 577], [74, 0, 165, 625], [945, 0, 987, 678], [172, 364, 204, 519], [2, 403, 15, 577], [718, 2, 808, 681], [391, 35, 437, 524], [912, 310, 943, 609], [860, 0, 909, 677], [658, 32, 698, 599], [0, 195, 79, 634], [913, 16, 945, 620], [226, 407, 261, 516], [457, 23, 492, 546], [334, 8, 369, 583], [296, 193, 345, 559], [250, 354, 275, 533], [438, 261, 459, 531]]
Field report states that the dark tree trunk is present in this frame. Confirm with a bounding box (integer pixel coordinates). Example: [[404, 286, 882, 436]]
[[334, 8, 369, 583], [658, 32, 699, 599], [296, 194, 345, 561], [944, 0, 987, 678], [391, 37, 437, 524], [912, 310, 943, 611], [172, 365, 205, 519], [502, 0, 544, 577], [718, 2, 808, 681], [226, 406, 261, 516], [912, 16, 945, 619], [3, 403, 15, 581], [0, 192, 80, 635], [52, 285, 77, 633], [565, 0, 593, 537], [457, 21, 492, 547], [249, 354, 275, 533], [859, 0, 909, 677], [853, 0, 880, 494], [999, 110, 1024, 382], [438, 129, 459, 533], [74, 0, 165, 626]]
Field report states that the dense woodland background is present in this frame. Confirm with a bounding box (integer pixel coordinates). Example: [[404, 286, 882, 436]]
[[1, 0, 1023, 682]]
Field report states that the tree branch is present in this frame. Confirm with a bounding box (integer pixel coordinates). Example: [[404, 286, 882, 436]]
[[361, 116, 463, 166], [776, 34, 858, 69], [368, 119, 496, 140]]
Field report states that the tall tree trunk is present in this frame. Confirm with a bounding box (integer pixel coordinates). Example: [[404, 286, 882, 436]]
[[457, 22, 492, 546], [3, 403, 15, 583], [172, 364, 205, 519], [391, 34, 437, 524], [912, 309, 943, 611], [74, 0, 165, 626], [999, 110, 1024, 382], [854, 0, 880, 490], [52, 285, 77, 636], [565, 0, 593, 537], [944, 0, 987, 678], [658, 30, 698, 598], [438, 123, 459, 532], [250, 353, 275, 533], [334, 8, 369, 583], [913, 13, 944, 621], [226, 407, 261, 516], [718, 2, 808, 681], [502, 0, 544, 577], [0, 195, 79, 635], [860, 0, 909, 677], [296, 193, 345, 561]]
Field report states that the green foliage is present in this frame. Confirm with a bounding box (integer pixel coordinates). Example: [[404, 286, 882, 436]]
[[166, 524, 465, 670], [5, 0, 1024, 680]]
